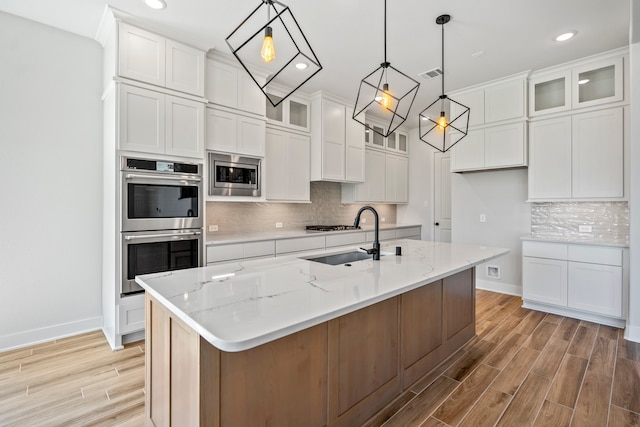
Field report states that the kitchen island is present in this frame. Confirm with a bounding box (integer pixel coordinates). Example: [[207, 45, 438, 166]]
[[137, 239, 508, 427]]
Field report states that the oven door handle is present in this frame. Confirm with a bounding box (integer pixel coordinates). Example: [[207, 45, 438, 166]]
[[124, 231, 202, 241], [124, 173, 202, 183]]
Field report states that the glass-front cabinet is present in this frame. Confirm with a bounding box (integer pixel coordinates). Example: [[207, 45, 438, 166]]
[[529, 55, 624, 117], [364, 123, 408, 154], [364, 123, 385, 149], [265, 91, 310, 131]]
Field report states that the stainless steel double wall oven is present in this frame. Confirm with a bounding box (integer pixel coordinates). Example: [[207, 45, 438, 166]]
[[120, 157, 203, 295]]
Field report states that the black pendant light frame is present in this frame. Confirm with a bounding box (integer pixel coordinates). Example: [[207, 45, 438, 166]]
[[226, 0, 322, 107], [353, 0, 420, 138], [419, 14, 470, 153]]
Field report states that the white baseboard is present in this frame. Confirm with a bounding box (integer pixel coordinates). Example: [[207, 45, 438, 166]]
[[476, 280, 522, 297], [0, 316, 103, 352], [523, 300, 626, 328], [624, 324, 640, 343]]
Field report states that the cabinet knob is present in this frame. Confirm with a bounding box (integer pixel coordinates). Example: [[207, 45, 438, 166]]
[[434, 222, 440, 226]]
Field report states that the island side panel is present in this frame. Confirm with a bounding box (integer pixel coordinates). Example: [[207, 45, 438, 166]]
[[401, 280, 445, 387], [443, 268, 476, 352], [327, 297, 401, 427], [219, 323, 328, 427], [199, 337, 220, 427]]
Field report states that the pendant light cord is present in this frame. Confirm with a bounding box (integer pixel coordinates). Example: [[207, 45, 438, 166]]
[[384, 0, 387, 64], [441, 20, 445, 96]]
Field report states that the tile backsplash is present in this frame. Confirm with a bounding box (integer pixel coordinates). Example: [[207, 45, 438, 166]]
[[206, 181, 397, 234], [531, 202, 629, 243]]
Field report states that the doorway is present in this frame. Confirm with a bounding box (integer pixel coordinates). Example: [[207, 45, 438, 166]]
[[433, 152, 452, 242]]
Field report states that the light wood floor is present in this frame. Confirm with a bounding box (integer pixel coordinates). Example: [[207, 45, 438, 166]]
[[1, 290, 639, 426]]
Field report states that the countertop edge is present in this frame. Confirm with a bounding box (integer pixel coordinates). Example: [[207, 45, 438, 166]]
[[520, 235, 629, 248]]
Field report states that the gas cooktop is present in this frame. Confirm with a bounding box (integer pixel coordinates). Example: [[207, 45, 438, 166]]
[[305, 225, 361, 232]]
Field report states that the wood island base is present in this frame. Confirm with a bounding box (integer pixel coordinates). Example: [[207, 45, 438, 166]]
[[145, 268, 475, 427]]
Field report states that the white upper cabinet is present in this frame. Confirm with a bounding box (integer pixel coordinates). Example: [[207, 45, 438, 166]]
[[206, 55, 266, 116], [450, 90, 484, 127], [118, 22, 205, 97], [119, 84, 204, 158], [528, 107, 624, 201], [529, 51, 625, 117], [265, 128, 310, 202], [310, 94, 365, 183], [450, 129, 484, 171], [265, 90, 310, 132], [484, 78, 526, 123], [341, 151, 407, 204], [206, 107, 265, 157]]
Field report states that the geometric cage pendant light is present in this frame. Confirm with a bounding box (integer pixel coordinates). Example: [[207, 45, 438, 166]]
[[353, 0, 420, 138], [226, 0, 322, 108], [419, 14, 470, 153]]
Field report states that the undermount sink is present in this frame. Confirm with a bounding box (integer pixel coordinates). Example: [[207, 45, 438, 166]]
[[305, 251, 380, 266]]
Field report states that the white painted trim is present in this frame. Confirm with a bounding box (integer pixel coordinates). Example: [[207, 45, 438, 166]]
[[624, 324, 640, 343], [0, 316, 103, 352], [476, 279, 522, 297], [522, 300, 626, 328]]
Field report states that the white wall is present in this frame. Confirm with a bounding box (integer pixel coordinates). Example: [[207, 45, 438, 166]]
[[627, 0, 640, 342], [397, 128, 434, 241], [451, 169, 531, 295], [0, 12, 103, 350]]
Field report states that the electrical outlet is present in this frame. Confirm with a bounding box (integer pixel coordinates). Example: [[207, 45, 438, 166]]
[[381, 217, 386, 222], [208, 225, 218, 232], [275, 222, 283, 229], [480, 214, 486, 223], [579, 225, 593, 233]]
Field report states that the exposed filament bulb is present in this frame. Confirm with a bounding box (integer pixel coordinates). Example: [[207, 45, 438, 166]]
[[261, 26, 275, 63], [380, 83, 392, 110], [438, 111, 447, 129]]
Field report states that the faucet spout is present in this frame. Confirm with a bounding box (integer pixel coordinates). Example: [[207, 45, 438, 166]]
[[354, 206, 380, 260]]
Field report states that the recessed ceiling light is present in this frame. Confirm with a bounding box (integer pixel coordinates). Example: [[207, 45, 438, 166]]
[[295, 62, 308, 70], [144, 0, 167, 10], [554, 31, 576, 42], [374, 96, 383, 101], [578, 79, 590, 85]]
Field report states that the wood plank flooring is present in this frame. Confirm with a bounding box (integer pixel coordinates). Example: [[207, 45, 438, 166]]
[[0, 290, 639, 426]]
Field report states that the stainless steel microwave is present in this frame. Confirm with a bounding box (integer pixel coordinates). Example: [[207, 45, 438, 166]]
[[208, 152, 261, 197]]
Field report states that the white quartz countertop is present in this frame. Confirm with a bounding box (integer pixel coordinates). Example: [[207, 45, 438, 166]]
[[205, 223, 421, 245], [136, 239, 508, 352], [521, 235, 629, 248]]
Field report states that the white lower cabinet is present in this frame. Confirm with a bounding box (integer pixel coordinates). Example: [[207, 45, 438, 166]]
[[118, 294, 146, 334], [265, 128, 310, 202], [522, 241, 625, 325]]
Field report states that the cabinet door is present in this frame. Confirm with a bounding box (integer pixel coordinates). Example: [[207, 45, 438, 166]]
[[522, 257, 568, 307], [206, 59, 238, 109], [286, 133, 311, 201], [345, 107, 365, 183], [397, 131, 409, 154], [385, 155, 408, 203], [571, 108, 624, 198], [450, 129, 484, 171], [484, 78, 526, 123], [238, 74, 266, 116], [237, 115, 266, 157], [165, 39, 205, 97], [118, 23, 165, 87], [572, 57, 623, 109], [529, 70, 571, 117], [265, 129, 288, 200], [528, 117, 572, 199], [484, 122, 526, 168], [165, 95, 204, 158], [321, 99, 346, 180], [119, 85, 165, 154], [206, 108, 237, 153], [355, 150, 386, 202], [568, 262, 622, 317], [451, 89, 484, 126]]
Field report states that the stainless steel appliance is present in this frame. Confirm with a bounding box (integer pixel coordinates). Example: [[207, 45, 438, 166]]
[[120, 156, 203, 295], [208, 152, 261, 197], [121, 229, 202, 295], [121, 157, 203, 232]]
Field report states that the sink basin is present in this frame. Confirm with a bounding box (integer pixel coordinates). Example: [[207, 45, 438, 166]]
[[305, 251, 377, 266]]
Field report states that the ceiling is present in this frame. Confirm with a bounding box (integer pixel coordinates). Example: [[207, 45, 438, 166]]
[[0, 0, 631, 128]]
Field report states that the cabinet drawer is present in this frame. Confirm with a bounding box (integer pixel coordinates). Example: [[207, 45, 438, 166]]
[[276, 236, 325, 254], [118, 295, 145, 334], [207, 243, 244, 263], [326, 232, 365, 248], [567, 245, 622, 266], [366, 229, 396, 242], [244, 241, 275, 258], [522, 241, 568, 260], [396, 227, 421, 239]]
